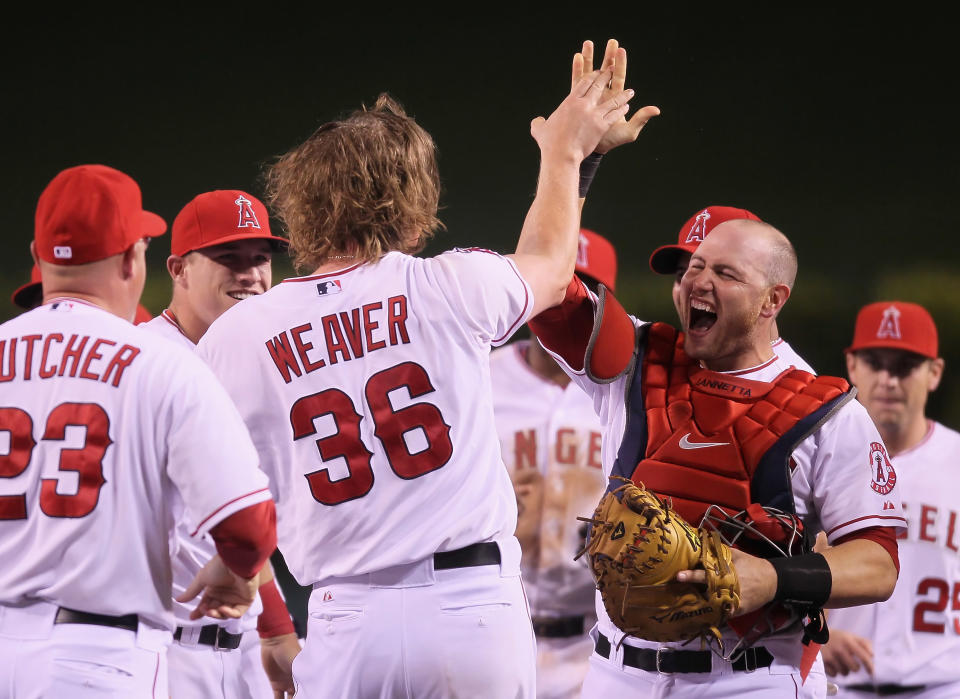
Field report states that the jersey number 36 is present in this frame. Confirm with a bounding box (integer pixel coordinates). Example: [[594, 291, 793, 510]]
[[291, 362, 453, 505]]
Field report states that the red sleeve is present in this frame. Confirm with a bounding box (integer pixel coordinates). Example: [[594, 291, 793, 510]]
[[834, 525, 900, 574], [210, 500, 278, 579], [257, 578, 297, 638], [527, 277, 594, 371]]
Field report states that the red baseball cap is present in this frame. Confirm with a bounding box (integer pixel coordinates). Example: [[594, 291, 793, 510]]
[[846, 301, 938, 359], [576, 228, 617, 292], [171, 190, 287, 257], [648, 205, 762, 274], [11, 264, 42, 309], [34, 165, 167, 265]]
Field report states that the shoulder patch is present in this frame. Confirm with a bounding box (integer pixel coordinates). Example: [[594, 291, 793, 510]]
[[868, 441, 897, 495]]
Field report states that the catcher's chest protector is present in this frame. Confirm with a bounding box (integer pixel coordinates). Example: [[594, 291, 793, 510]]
[[627, 323, 851, 529]]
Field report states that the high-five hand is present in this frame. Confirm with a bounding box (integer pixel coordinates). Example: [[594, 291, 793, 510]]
[[530, 65, 635, 164], [573, 39, 660, 154]]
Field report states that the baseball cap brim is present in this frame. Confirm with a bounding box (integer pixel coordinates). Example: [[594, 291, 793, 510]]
[[181, 230, 289, 255], [142, 210, 168, 240], [11, 281, 43, 310], [649, 243, 697, 274]]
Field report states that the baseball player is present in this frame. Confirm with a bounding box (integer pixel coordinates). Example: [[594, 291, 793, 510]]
[[528, 213, 906, 697], [141, 189, 300, 699], [12, 262, 155, 323], [197, 47, 658, 698], [648, 205, 815, 373], [0, 164, 277, 698], [491, 227, 617, 698], [821, 302, 959, 697]]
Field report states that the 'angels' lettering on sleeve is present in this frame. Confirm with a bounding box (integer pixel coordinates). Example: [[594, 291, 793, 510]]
[[265, 295, 411, 383]]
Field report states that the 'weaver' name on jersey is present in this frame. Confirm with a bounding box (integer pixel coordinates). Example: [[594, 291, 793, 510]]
[[265, 295, 411, 383]]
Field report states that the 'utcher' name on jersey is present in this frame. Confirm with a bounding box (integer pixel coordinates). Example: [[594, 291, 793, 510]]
[[198, 249, 533, 587]]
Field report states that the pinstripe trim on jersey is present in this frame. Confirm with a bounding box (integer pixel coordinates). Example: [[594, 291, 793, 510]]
[[191, 486, 271, 536], [280, 263, 365, 282], [492, 254, 531, 344], [826, 513, 907, 537], [725, 354, 780, 376], [161, 309, 189, 339]]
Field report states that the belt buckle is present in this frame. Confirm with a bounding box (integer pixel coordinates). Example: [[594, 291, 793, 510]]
[[213, 628, 227, 652], [655, 648, 673, 675]]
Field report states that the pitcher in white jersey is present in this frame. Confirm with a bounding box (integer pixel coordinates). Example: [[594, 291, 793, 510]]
[[492, 227, 617, 698], [198, 43, 659, 698], [823, 301, 959, 698], [142, 189, 300, 699], [0, 164, 278, 698], [649, 204, 815, 373]]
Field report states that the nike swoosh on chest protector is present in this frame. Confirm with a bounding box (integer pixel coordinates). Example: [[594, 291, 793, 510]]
[[678, 433, 730, 450]]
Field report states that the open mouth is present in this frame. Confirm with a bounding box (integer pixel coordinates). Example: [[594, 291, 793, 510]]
[[688, 300, 717, 333], [227, 291, 258, 301]]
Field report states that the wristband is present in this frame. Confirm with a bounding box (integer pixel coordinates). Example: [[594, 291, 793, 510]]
[[257, 579, 296, 638], [769, 552, 832, 608], [578, 152, 603, 197]]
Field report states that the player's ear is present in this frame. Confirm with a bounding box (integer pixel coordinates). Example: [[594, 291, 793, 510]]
[[167, 255, 186, 281], [120, 244, 139, 280], [29, 241, 38, 265], [927, 357, 945, 392], [844, 352, 858, 382], [760, 283, 790, 319]]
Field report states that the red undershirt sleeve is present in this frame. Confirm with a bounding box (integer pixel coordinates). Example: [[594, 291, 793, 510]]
[[209, 500, 278, 579], [527, 277, 595, 371], [834, 525, 900, 574]]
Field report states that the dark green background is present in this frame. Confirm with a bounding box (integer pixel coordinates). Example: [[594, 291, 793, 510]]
[[4, 8, 958, 425]]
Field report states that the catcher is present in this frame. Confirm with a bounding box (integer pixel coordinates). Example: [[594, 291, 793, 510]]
[[531, 217, 905, 698], [522, 41, 904, 699]]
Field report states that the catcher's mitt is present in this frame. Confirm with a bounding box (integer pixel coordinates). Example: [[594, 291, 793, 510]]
[[578, 478, 740, 644]]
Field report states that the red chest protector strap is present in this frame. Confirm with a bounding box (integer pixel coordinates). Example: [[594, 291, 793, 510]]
[[610, 322, 855, 528]]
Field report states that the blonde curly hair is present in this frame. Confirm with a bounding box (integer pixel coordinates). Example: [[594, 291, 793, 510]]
[[265, 94, 444, 272]]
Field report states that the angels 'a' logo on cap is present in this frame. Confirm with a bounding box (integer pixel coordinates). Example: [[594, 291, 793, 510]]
[[685, 209, 711, 244], [576, 233, 590, 268], [876, 305, 902, 340], [868, 441, 897, 495], [235, 195, 261, 230]]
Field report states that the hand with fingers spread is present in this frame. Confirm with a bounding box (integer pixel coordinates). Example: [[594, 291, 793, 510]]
[[572, 39, 660, 154], [529, 64, 635, 165], [176, 554, 259, 621]]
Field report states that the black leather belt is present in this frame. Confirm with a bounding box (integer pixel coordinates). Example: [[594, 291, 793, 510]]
[[174, 624, 243, 651], [595, 632, 774, 673], [55, 607, 138, 632], [532, 615, 585, 638], [434, 542, 501, 570], [846, 684, 927, 696]]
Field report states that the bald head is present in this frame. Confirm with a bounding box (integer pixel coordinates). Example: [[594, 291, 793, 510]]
[[697, 219, 797, 290]]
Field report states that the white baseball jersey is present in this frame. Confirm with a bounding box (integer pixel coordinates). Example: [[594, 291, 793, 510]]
[[536, 292, 906, 668], [829, 420, 960, 690], [141, 309, 263, 633], [0, 299, 271, 630], [198, 249, 532, 585], [490, 340, 604, 618], [772, 336, 815, 374]]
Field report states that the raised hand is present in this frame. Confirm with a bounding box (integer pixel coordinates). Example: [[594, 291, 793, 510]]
[[572, 39, 660, 154], [530, 65, 635, 164], [176, 554, 259, 621]]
